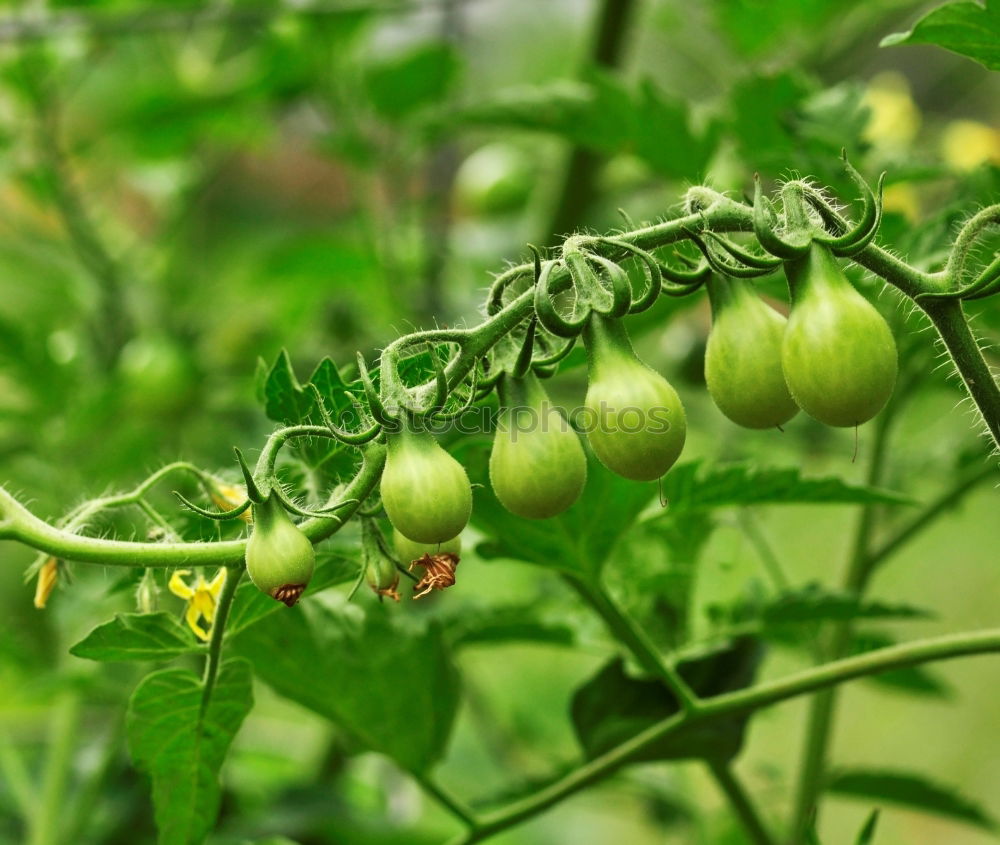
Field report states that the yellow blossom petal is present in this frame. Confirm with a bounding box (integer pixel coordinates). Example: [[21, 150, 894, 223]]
[[33, 557, 59, 609], [168, 570, 195, 600], [207, 567, 227, 597], [185, 601, 210, 641]]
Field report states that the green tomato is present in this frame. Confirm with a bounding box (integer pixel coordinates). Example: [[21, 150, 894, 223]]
[[454, 143, 535, 216], [381, 426, 473, 544], [582, 315, 686, 482], [489, 372, 587, 519], [392, 528, 461, 566], [781, 244, 897, 427], [245, 494, 315, 606], [704, 276, 799, 429], [118, 334, 197, 415]]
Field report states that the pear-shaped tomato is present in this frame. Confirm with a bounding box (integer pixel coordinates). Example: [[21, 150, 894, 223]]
[[392, 528, 461, 566], [381, 426, 473, 544], [245, 494, 315, 606], [582, 314, 686, 481], [781, 244, 897, 427], [489, 372, 587, 519], [705, 276, 798, 429]]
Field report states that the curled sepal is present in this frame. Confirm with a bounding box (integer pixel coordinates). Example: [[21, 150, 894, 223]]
[[530, 335, 576, 369], [307, 384, 380, 446], [434, 359, 483, 422], [818, 158, 885, 257], [173, 491, 253, 522], [684, 228, 775, 279], [585, 252, 633, 318], [486, 262, 533, 316], [656, 249, 712, 295], [245, 494, 316, 607], [753, 173, 810, 259], [596, 239, 663, 314], [270, 485, 344, 522], [703, 231, 782, 271], [234, 447, 266, 503], [533, 259, 589, 338], [512, 316, 537, 378], [356, 352, 394, 427]]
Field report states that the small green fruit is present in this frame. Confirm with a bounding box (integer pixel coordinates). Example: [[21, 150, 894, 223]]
[[245, 494, 315, 607], [489, 372, 587, 519], [704, 276, 798, 429], [781, 244, 897, 427], [582, 314, 686, 481], [381, 426, 473, 544]]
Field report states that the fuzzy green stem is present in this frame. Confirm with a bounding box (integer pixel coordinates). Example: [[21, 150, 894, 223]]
[[0, 445, 386, 566], [201, 566, 243, 712]]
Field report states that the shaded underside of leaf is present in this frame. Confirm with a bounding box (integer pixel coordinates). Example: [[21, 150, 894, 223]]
[[126, 658, 254, 845]]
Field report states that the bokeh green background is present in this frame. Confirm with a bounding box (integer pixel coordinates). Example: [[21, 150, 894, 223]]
[[1, 0, 998, 843]]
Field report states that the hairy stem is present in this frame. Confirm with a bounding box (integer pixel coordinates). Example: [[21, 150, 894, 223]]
[[921, 299, 1000, 453], [0, 445, 386, 566], [201, 566, 243, 712]]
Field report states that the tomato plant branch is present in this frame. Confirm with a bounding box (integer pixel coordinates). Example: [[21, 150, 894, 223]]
[[862, 461, 996, 577], [415, 773, 478, 829], [0, 446, 386, 567], [445, 627, 1000, 845], [201, 566, 243, 714], [706, 759, 776, 845], [921, 299, 1000, 452], [789, 391, 899, 841], [565, 575, 700, 712]]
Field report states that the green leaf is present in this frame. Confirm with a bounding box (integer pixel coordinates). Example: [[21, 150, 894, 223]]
[[233, 595, 459, 773], [70, 613, 202, 662], [882, 1, 1000, 72], [855, 809, 880, 845], [570, 638, 761, 763], [442, 602, 577, 649], [657, 462, 912, 512], [435, 71, 717, 179], [471, 450, 655, 578], [127, 659, 254, 845], [708, 584, 932, 630], [826, 768, 997, 831], [366, 42, 461, 121]]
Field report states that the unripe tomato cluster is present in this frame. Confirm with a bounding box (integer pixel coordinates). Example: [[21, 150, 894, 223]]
[[243, 242, 897, 607], [705, 243, 897, 430]]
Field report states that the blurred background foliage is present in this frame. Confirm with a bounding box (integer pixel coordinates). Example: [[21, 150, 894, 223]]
[[0, 0, 998, 843]]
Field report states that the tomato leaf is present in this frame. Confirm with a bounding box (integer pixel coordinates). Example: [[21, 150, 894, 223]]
[[707, 583, 933, 630], [656, 461, 913, 512], [570, 638, 762, 763], [826, 768, 997, 831], [882, 1, 1000, 72], [232, 595, 459, 773], [126, 659, 253, 845], [365, 42, 461, 121], [70, 612, 202, 662]]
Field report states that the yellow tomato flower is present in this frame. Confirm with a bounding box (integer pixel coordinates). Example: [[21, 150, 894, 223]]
[[940, 120, 1000, 171], [210, 481, 253, 523], [33, 557, 59, 609], [169, 568, 227, 641], [862, 72, 920, 151]]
